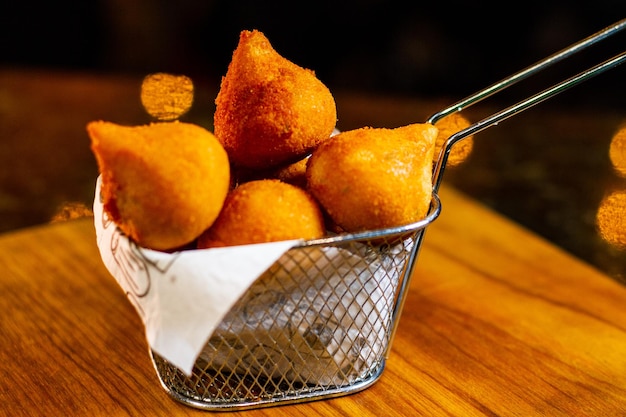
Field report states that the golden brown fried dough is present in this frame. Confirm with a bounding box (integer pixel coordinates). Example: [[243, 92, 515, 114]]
[[230, 155, 310, 189], [197, 179, 325, 248], [268, 156, 310, 189], [433, 112, 474, 166], [306, 123, 438, 233], [214, 29, 336, 170], [88, 121, 230, 251]]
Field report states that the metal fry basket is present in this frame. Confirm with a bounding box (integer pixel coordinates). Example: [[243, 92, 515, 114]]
[[151, 212, 439, 410], [150, 20, 626, 411]]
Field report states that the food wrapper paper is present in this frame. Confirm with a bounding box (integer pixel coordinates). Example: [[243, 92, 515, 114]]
[[93, 177, 299, 374], [93, 177, 406, 382]]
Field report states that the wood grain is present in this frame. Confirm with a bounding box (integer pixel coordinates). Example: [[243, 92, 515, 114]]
[[1, 185, 625, 416]]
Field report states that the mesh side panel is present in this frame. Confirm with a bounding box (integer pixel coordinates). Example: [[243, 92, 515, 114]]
[[152, 235, 416, 408]]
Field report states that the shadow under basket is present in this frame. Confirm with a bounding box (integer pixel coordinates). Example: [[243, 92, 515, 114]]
[[149, 194, 441, 411]]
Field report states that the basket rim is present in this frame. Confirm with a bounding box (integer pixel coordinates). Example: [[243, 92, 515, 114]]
[[295, 192, 442, 247]]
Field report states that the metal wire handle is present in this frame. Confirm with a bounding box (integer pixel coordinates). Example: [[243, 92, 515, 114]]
[[429, 18, 626, 193]]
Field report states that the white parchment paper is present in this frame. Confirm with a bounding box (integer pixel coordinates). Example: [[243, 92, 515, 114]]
[[93, 177, 300, 374]]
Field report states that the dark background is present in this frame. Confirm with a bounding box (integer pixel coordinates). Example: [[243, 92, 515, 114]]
[[1, 1, 624, 107]]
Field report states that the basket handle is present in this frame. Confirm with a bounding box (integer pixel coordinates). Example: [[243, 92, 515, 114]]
[[427, 19, 626, 193]]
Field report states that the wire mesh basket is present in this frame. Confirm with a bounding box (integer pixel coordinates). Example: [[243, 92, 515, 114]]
[[148, 19, 625, 411], [150, 205, 439, 409]]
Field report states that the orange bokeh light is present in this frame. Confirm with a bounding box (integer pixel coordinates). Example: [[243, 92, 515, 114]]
[[609, 124, 626, 177], [140, 73, 194, 121], [596, 190, 626, 249]]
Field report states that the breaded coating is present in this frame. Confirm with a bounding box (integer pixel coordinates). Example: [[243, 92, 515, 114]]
[[229, 155, 310, 190], [306, 123, 438, 233], [268, 156, 310, 189], [88, 121, 230, 251], [197, 179, 325, 248], [433, 112, 474, 166], [214, 30, 337, 170]]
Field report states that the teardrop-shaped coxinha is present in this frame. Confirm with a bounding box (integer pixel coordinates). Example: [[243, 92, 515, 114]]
[[306, 124, 438, 233], [214, 29, 338, 170], [88, 121, 231, 251]]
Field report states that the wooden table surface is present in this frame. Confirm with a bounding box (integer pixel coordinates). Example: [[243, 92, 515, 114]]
[[2, 184, 625, 416]]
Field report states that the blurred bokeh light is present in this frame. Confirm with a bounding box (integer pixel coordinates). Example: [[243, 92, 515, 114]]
[[141, 73, 194, 121]]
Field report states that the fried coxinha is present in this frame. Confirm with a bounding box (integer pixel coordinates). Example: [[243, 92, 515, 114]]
[[88, 121, 230, 251], [197, 179, 325, 248], [214, 29, 337, 171], [306, 124, 438, 233]]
